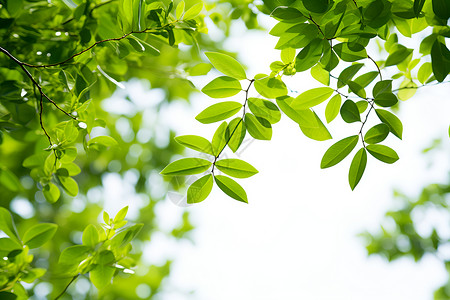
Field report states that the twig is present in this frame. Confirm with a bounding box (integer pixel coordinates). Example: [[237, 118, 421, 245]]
[[21, 23, 176, 69], [306, 14, 326, 39], [367, 54, 382, 81], [54, 274, 79, 300], [211, 79, 255, 174]]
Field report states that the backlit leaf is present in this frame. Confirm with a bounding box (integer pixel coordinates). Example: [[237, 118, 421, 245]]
[[160, 158, 212, 176], [348, 148, 367, 190], [201, 76, 242, 98], [364, 123, 390, 144], [187, 174, 213, 204], [248, 98, 281, 124], [254, 74, 287, 99], [291, 87, 334, 109], [214, 175, 248, 203], [375, 109, 403, 139], [320, 135, 359, 168], [244, 113, 272, 140], [175, 135, 214, 155], [366, 144, 399, 164], [215, 159, 258, 178], [325, 94, 341, 123], [23, 223, 57, 249], [195, 101, 242, 124], [227, 118, 246, 152], [205, 52, 247, 80], [374, 92, 398, 107]]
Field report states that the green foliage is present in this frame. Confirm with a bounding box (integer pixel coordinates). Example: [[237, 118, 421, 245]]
[[0, 0, 449, 297]]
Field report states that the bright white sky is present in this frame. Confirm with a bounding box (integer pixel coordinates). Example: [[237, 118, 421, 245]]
[[103, 13, 450, 300]]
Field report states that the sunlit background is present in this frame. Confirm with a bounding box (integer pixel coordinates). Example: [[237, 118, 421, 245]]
[[99, 12, 450, 300]]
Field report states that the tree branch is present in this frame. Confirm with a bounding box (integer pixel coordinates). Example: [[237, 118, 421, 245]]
[[211, 79, 255, 174], [367, 54, 382, 81]]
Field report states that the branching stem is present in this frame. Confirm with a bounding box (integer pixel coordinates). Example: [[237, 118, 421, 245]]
[[211, 79, 255, 174]]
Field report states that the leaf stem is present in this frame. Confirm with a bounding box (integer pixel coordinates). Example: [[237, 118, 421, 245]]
[[211, 79, 255, 174], [367, 54, 382, 81]]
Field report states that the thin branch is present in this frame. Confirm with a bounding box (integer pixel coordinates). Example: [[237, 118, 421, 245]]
[[39, 94, 52, 145], [54, 274, 79, 300], [358, 100, 375, 148], [367, 54, 382, 81], [211, 79, 255, 174], [62, 0, 117, 25], [0, 46, 76, 132], [21, 23, 176, 69], [306, 14, 326, 39]]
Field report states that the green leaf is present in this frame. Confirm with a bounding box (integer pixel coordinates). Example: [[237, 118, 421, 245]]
[[373, 80, 393, 97], [431, 40, 450, 82], [244, 113, 272, 140], [82, 224, 99, 248], [320, 135, 359, 169], [176, 0, 184, 19], [417, 62, 432, 84], [205, 52, 247, 80], [349, 148, 367, 190], [334, 43, 367, 62], [90, 264, 115, 289], [385, 47, 413, 67], [23, 223, 57, 249], [175, 135, 214, 155], [0, 238, 22, 257], [187, 174, 213, 204], [291, 87, 334, 109], [22, 268, 46, 283], [88, 136, 118, 148], [356, 100, 368, 113], [302, 0, 329, 14], [227, 118, 246, 152], [195, 101, 242, 124], [340, 100, 361, 123], [366, 144, 399, 164], [254, 74, 287, 99], [43, 183, 60, 203], [212, 121, 229, 156], [376, 109, 403, 139], [189, 63, 212, 76], [0, 208, 20, 244], [59, 245, 90, 265], [353, 71, 379, 88], [299, 112, 332, 141], [374, 92, 398, 107], [271, 6, 304, 20], [247, 98, 281, 124], [215, 159, 258, 178], [281, 48, 296, 64], [398, 80, 418, 100], [184, 2, 203, 19], [310, 64, 330, 85], [413, 0, 426, 17], [160, 158, 212, 176], [325, 94, 341, 123], [295, 38, 323, 72], [114, 206, 128, 223], [57, 175, 79, 197], [95, 250, 115, 265], [0, 292, 17, 300], [0, 167, 21, 192], [214, 175, 248, 203], [432, 0, 450, 20], [201, 76, 242, 98], [347, 81, 366, 98], [337, 63, 364, 88], [276, 96, 317, 128], [364, 123, 390, 144]]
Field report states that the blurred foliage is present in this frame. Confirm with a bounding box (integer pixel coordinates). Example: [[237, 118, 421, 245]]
[[0, 0, 262, 298], [362, 174, 450, 298]]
